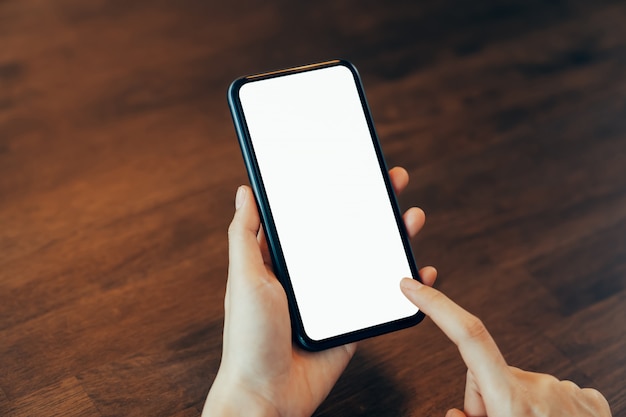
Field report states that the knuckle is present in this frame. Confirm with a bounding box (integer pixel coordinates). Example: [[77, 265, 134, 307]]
[[463, 315, 489, 342], [543, 373, 560, 384], [560, 379, 581, 391], [424, 286, 457, 313], [427, 287, 447, 305], [583, 388, 611, 408]]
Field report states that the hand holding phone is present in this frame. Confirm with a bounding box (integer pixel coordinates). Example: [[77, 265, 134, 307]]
[[228, 60, 424, 350], [203, 168, 437, 417]]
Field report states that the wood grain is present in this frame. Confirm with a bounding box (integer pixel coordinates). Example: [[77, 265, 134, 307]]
[[1, 0, 625, 415]]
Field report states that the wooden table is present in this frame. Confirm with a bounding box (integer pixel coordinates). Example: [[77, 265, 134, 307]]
[[1, 1, 625, 415]]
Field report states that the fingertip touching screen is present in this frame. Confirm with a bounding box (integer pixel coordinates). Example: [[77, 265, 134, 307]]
[[236, 63, 419, 343]]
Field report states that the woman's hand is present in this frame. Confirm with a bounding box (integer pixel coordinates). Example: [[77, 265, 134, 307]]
[[203, 167, 437, 417], [400, 278, 612, 417]]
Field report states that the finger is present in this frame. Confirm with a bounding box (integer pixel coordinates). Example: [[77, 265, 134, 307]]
[[389, 166, 409, 195], [445, 409, 467, 417], [418, 266, 437, 287], [464, 368, 487, 416], [227, 186, 270, 285], [400, 278, 509, 389], [581, 388, 612, 416], [403, 207, 426, 238]]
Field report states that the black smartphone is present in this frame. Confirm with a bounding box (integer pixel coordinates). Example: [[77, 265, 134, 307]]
[[228, 60, 424, 351]]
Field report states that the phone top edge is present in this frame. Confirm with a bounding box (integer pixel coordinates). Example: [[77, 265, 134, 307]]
[[230, 59, 357, 87], [246, 59, 343, 79]]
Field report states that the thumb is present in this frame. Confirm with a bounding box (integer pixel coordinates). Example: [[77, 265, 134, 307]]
[[445, 408, 467, 417], [227, 186, 267, 285]]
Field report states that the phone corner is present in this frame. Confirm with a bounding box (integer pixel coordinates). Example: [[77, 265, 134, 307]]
[[413, 310, 426, 325], [227, 77, 247, 104], [335, 58, 355, 69], [294, 333, 323, 352]]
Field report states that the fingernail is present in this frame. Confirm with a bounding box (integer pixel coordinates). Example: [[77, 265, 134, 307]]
[[235, 186, 246, 209], [400, 277, 422, 291]]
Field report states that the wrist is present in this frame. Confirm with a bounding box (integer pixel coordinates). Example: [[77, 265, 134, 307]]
[[203, 372, 281, 417]]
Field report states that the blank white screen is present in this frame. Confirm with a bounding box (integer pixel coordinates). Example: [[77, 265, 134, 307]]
[[239, 64, 418, 341]]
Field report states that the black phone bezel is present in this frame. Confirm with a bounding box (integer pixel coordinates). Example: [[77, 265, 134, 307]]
[[227, 59, 424, 351]]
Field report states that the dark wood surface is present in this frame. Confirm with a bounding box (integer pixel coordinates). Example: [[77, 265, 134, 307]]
[[1, 0, 625, 416]]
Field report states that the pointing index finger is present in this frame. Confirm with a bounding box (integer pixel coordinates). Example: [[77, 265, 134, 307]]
[[400, 278, 510, 392]]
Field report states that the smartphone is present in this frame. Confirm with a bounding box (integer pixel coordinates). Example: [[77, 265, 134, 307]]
[[228, 60, 424, 351]]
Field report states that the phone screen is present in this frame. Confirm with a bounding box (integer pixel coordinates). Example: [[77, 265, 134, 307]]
[[231, 62, 420, 346]]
